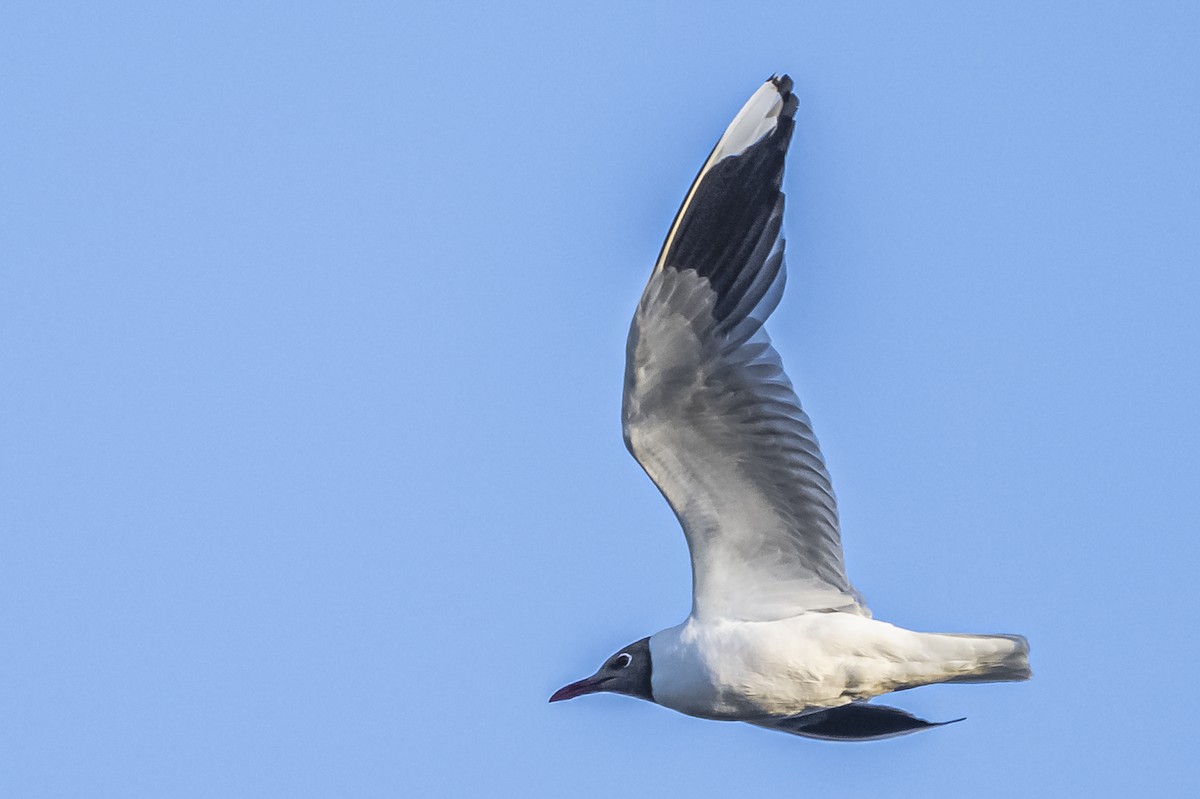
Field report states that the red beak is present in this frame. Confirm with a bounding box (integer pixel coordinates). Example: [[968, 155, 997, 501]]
[[549, 674, 611, 702]]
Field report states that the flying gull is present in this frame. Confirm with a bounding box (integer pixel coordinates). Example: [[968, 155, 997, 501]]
[[550, 75, 1030, 741]]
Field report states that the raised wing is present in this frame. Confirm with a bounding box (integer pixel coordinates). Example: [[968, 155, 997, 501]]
[[622, 76, 865, 622]]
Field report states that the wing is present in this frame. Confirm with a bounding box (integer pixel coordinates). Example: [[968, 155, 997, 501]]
[[622, 76, 865, 622], [753, 704, 963, 742]]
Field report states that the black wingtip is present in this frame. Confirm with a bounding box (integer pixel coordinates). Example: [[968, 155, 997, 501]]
[[768, 74, 798, 119]]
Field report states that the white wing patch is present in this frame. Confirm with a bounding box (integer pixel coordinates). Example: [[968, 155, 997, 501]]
[[711, 80, 793, 162]]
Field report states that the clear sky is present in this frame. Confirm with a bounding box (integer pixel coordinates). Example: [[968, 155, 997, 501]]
[[3, 1, 1199, 796]]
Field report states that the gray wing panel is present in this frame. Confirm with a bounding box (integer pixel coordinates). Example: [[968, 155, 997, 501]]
[[624, 266, 862, 621]]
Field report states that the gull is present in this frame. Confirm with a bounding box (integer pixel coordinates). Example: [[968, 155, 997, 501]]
[[550, 75, 1030, 741]]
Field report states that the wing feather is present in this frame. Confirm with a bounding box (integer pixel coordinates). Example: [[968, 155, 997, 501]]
[[622, 77, 865, 621]]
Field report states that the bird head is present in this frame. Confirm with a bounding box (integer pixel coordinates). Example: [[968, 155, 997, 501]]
[[550, 637, 653, 703]]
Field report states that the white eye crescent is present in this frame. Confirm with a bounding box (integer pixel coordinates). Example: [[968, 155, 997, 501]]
[[614, 653, 632, 669]]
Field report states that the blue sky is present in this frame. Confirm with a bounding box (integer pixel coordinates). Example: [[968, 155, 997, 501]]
[[3, 1, 1199, 796]]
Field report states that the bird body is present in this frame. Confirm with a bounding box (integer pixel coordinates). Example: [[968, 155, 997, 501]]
[[649, 615, 1028, 721], [551, 75, 1030, 741]]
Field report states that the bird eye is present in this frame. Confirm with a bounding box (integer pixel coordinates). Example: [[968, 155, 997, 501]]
[[613, 653, 632, 669]]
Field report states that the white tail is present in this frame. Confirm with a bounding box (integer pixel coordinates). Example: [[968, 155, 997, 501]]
[[937, 633, 1031, 684]]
